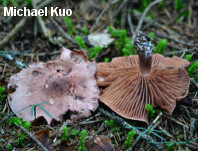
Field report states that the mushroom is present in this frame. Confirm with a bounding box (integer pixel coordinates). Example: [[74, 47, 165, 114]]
[[96, 32, 190, 123], [8, 47, 99, 124]]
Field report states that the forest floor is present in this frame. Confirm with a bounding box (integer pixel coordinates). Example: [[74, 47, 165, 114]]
[[0, 0, 198, 150]]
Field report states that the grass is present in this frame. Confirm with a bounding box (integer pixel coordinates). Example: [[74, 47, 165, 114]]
[[61, 126, 79, 140], [154, 39, 167, 54], [64, 17, 75, 36], [145, 104, 156, 118], [108, 26, 136, 56], [75, 35, 103, 60], [78, 130, 87, 151], [8, 117, 31, 147], [124, 130, 136, 149]]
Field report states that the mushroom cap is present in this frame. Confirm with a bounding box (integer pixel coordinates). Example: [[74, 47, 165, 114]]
[[96, 54, 190, 123], [8, 47, 99, 124]]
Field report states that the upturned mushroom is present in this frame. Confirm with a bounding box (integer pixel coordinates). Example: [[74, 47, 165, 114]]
[[96, 32, 190, 123], [8, 47, 99, 124]]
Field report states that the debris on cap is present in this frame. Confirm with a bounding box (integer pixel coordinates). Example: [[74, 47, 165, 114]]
[[96, 32, 190, 123], [8, 47, 99, 125]]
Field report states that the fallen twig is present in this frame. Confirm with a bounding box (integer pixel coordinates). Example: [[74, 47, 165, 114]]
[[0, 0, 54, 49], [31, 0, 49, 38], [113, 0, 128, 18], [164, 48, 198, 55], [0, 17, 30, 49], [164, 114, 189, 129], [132, 0, 162, 44], [132, 11, 178, 37], [190, 78, 198, 89], [127, 5, 135, 35], [99, 108, 162, 150], [96, 0, 118, 23], [155, 32, 198, 47], [15, 123, 48, 151], [49, 17, 77, 45]]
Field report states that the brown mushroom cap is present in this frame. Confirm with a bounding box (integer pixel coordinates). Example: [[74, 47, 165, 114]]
[[96, 34, 190, 123], [8, 47, 99, 124]]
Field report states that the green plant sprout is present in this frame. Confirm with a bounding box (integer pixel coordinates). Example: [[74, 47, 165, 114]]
[[0, 0, 18, 6], [175, 0, 186, 11], [185, 54, 192, 61], [9, 117, 31, 130], [176, 10, 189, 24], [174, 0, 188, 24], [30, 102, 53, 119], [132, 0, 153, 18], [75, 36, 103, 60], [140, 0, 151, 12], [64, 17, 74, 36], [8, 117, 31, 147], [87, 46, 102, 60], [195, 74, 198, 81], [108, 26, 120, 38], [145, 104, 156, 117], [75, 36, 87, 50], [61, 126, 79, 140], [148, 32, 155, 38], [154, 39, 167, 54], [81, 27, 89, 35], [0, 87, 5, 100], [61, 126, 68, 140], [104, 119, 121, 133], [104, 57, 110, 62], [108, 26, 136, 56], [15, 133, 26, 147], [158, 0, 166, 11], [188, 60, 198, 77], [7, 144, 12, 151], [104, 119, 116, 128], [124, 130, 136, 149], [1, 101, 53, 126], [78, 130, 87, 151]]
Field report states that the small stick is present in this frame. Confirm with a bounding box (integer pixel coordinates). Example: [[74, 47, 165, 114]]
[[78, 119, 105, 125], [79, 112, 101, 125], [99, 108, 162, 150], [120, 2, 127, 29], [164, 114, 189, 129], [127, 5, 135, 35], [155, 32, 198, 47], [31, 0, 49, 38], [113, 0, 128, 18], [158, 126, 174, 138], [49, 17, 77, 45], [0, 17, 30, 49], [15, 123, 48, 151], [0, 63, 6, 80], [95, 0, 120, 25], [0, 0, 54, 49], [164, 48, 198, 55], [190, 78, 198, 89], [133, 11, 178, 36], [132, 0, 162, 44]]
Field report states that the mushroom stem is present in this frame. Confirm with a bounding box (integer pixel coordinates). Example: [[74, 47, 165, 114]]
[[138, 52, 152, 75], [135, 32, 153, 76]]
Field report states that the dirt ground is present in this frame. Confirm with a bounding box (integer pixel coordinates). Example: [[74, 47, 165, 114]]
[[0, 0, 198, 150]]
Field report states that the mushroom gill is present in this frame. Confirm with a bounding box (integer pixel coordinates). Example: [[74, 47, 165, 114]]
[[96, 32, 190, 123]]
